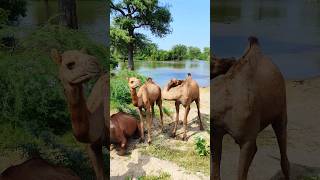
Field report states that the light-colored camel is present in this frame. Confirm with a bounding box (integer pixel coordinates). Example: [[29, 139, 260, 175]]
[[128, 77, 163, 144], [0, 157, 80, 180], [110, 112, 141, 155], [211, 37, 289, 180], [51, 49, 108, 180], [162, 73, 204, 140]]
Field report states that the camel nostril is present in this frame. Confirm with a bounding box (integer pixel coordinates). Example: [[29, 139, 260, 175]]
[[66, 62, 75, 70]]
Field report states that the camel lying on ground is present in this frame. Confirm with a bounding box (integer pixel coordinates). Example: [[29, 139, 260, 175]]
[[128, 77, 163, 144], [0, 157, 80, 180], [162, 73, 204, 140], [110, 112, 141, 155], [51, 49, 108, 180], [211, 37, 290, 180]]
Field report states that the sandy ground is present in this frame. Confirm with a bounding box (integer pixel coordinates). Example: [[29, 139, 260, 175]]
[[110, 87, 210, 180], [219, 77, 320, 180]]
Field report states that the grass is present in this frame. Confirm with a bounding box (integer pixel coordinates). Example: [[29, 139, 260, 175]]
[[140, 143, 210, 175], [303, 176, 320, 180], [125, 172, 171, 180]]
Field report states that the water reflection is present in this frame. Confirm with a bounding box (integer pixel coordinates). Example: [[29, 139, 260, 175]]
[[212, 0, 320, 79], [117, 60, 210, 87]]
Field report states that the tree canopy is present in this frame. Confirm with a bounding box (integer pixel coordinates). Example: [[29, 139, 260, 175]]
[[0, 0, 27, 24], [110, 0, 172, 70]]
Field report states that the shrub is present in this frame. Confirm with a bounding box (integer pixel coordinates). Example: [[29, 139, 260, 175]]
[[194, 136, 209, 156]]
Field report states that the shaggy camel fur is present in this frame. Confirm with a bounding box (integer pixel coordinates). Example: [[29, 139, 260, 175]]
[[51, 49, 108, 180], [0, 158, 80, 180], [162, 74, 204, 140], [110, 112, 140, 155], [128, 77, 163, 144], [211, 37, 289, 180]]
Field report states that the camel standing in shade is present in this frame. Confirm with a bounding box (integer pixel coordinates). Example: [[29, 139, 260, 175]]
[[51, 49, 108, 180], [211, 37, 289, 180], [128, 77, 163, 144], [162, 74, 204, 140]]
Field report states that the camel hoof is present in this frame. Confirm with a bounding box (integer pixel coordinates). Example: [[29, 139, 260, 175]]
[[182, 135, 188, 141], [147, 139, 152, 145], [170, 132, 176, 138], [200, 126, 204, 131], [117, 149, 126, 156], [139, 138, 145, 143]]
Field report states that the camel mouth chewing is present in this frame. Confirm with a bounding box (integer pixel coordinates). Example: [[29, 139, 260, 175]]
[[71, 74, 91, 84]]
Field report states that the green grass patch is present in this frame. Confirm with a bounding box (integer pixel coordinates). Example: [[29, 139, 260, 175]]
[[125, 172, 171, 180], [140, 143, 210, 175]]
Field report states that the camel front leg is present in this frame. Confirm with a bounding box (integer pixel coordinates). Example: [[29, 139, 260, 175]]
[[195, 98, 204, 130], [213, 128, 225, 180], [171, 101, 180, 137], [157, 99, 164, 131], [146, 107, 152, 144], [182, 105, 190, 141], [137, 107, 145, 142], [87, 143, 105, 180], [238, 140, 257, 180]]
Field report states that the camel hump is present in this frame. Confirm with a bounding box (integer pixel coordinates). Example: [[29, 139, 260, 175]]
[[147, 77, 153, 82], [248, 36, 259, 46]]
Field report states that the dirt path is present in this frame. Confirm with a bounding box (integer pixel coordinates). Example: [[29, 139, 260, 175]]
[[110, 87, 210, 179], [219, 78, 320, 180]]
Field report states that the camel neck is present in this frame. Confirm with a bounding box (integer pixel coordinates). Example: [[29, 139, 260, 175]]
[[66, 85, 90, 142], [130, 88, 139, 107]]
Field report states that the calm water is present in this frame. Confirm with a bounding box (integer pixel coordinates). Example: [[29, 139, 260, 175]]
[[212, 0, 320, 80], [19, 0, 107, 44], [117, 60, 210, 88]]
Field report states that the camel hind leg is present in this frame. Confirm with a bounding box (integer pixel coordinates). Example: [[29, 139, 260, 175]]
[[213, 128, 225, 180], [195, 98, 204, 130], [272, 113, 290, 180], [86, 144, 105, 180], [157, 98, 164, 131]]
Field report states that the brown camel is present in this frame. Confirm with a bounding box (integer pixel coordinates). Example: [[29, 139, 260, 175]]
[[211, 37, 290, 180], [128, 77, 163, 144], [162, 73, 204, 140], [0, 157, 80, 180], [51, 49, 108, 180], [110, 112, 140, 155]]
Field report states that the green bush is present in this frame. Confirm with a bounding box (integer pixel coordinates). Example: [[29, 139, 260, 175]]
[[194, 136, 209, 156]]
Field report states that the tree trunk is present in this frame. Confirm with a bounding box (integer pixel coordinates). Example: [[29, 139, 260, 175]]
[[58, 0, 78, 29], [127, 29, 134, 70]]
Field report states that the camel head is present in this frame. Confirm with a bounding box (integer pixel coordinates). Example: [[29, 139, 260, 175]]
[[211, 57, 236, 79], [128, 77, 141, 89], [166, 78, 184, 91], [51, 49, 102, 90]]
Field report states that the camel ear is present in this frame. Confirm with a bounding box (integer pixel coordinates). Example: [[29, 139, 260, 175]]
[[51, 49, 62, 65], [80, 48, 87, 54]]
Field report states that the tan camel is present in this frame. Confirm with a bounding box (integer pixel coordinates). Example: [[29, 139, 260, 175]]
[[128, 77, 163, 144], [51, 49, 108, 180], [0, 157, 80, 180], [211, 37, 289, 180], [110, 112, 141, 155], [162, 73, 204, 140]]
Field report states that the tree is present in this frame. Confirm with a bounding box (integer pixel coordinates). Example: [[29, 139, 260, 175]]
[[0, 0, 27, 24], [58, 0, 78, 29], [110, 0, 172, 70], [200, 47, 210, 60], [188, 46, 201, 60], [171, 44, 187, 60]]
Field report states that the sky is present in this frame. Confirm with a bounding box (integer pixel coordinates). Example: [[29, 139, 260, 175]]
[[137, 0, 210, 50]]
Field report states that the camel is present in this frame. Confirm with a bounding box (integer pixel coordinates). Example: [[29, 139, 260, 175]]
[[127, 77, 163, 144], [51, 49, 108, 180], [211, 37, 290, 180], [110, 112, 141, 155], [211, 56, 236, 78], [162, 73, 204, 140], [0, 157, 80, 180]]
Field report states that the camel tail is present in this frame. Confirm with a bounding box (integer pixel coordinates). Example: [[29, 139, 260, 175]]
[[248, 36, 259, 46]]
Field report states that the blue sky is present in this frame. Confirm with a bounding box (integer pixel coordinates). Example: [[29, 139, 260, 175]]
[[137, 0, 210, 50]]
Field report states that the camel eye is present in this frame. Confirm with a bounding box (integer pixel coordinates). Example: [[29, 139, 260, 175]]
[[130, 81, 134, 83], [66, 62, 75, 70]]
